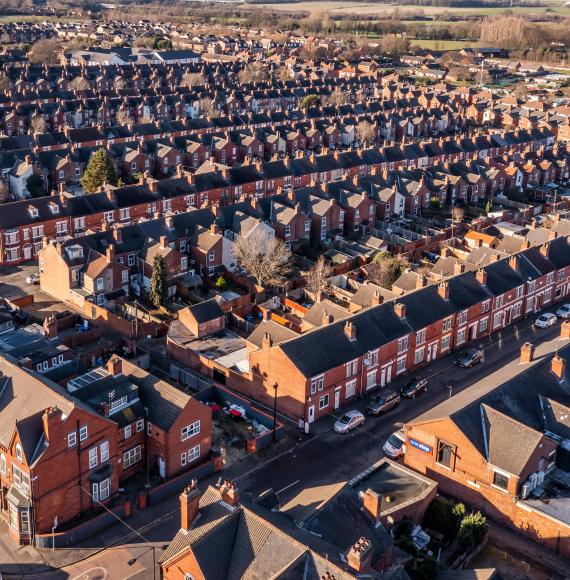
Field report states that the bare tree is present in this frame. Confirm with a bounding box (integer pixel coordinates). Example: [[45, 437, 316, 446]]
[[305, 255, 333, 298], [28, 39, 60, 65], [451, 206, 465, 238], [368, 252, 408, 289], [235, 230, 292, 288], [180, 72, 202, 88], [30, 114, 47, 134], [356, 120, 376, 146], [116, 108, 131, 125], [323, 86, 349, 108], [199, 96, 219, 118], [238, 63, 268, 85], [70, 76, 90, 91]]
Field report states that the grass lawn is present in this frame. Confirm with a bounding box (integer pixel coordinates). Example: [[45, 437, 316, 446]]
[[409, 39, 481, 50]]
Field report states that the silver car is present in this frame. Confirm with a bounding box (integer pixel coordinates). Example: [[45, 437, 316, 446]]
[[334, 410, 365, 434]]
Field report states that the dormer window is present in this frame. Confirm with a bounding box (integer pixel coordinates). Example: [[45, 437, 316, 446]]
[[28, 206, 39, 218]]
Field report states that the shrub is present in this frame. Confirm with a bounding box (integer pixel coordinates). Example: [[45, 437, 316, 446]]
[[423, 497, 454, 534], [452, 502, 466, 520], [395, 535, 418, 557], [458, 511, 487, 550]]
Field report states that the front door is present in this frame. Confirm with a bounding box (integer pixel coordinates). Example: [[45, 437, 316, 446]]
[[427, 342, 438, 362], [23, 245, 31, 260], [380, 364, 392, 387], [469, 323, 477, 341], [307, 405, 315, 424], [367, 370, 376, 390], [334, 387, 341, 410]]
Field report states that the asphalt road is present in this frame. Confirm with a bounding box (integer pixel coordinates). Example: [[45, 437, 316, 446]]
[[237, 314, 564, 508]]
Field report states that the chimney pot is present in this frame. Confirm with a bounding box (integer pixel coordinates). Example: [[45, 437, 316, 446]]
[[107, 356, 122, 378], [394, 302, 406, 318], [220, 479, 239, 507], [551, 353, 566, 381], [520, 341, 534, 364], [344, 320, 356, 341], [180, 479, 201, 531]]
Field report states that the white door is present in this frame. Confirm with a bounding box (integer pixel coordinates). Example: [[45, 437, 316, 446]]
[[427, 343, 437, 362], [158, 457, 166, 479], [380, 364, 392, 387], [307, 405, 315, 424], [334, 387, 341, 410], [469, 323, 477, 341], [367, 370, 376, 390], [23, 245, 31, 260]]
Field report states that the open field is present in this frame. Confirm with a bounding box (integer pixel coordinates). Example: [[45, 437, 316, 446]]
[[249, 1, 570, 16], [408, 39, 481, 49]]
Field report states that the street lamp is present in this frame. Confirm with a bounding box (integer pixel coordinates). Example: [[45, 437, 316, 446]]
[[127, 544, 168, 580], [272, 382, 278, 443]]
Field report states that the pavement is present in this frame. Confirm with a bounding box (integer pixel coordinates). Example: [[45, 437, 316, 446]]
[[1, 310, 568, 579]]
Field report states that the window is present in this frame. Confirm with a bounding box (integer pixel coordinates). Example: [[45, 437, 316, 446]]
[[481, 300, 490, 314], [398, 336, 409, 353], [181, 257, 188, 271], [89, 447, 98, 469], [396, 355, 407, 374], [414, 347, 425, 365], [147, 422, 152, 436], [305, 220, 311, 232], [493, 312, 502, 329], [456, 327, 466, 346], [128, 254, 135, 267], [457, 310, 468, 325], [187, 445, 200, 463], [20, 510, 30, 534], [557, 270, 565, 282], [104, 211, 114, 223], [345, 360, 358, 378], [436, 441, 454, 469], [100, 441, 109, 462], [0, 453, 5, 474], [208, 250, 215, 262], [492, 470, 509, 490], [96, 277, 104, 291], [79, 425, 88, 442], [285, 225, 291, 237], [479, 317, 488, 333], [310, 375, 324, 394], [416, 329, 426, 345], [122, 270, 129, 283], [441, 335, 450, 351], [56, 220, 67, 234], [442, 317, 453, 332], [319, 394, 329, 410], [123, 445, 142, 469], [92, 478, 111, 502], [181, 421, 200, 441], [136, 419, 144, 432], [68, 432, 77, 447], [516, 285, 524, 299], [15, 444, 22, 462], [345, 379, 356, 398], [124, 425, 132, 439]]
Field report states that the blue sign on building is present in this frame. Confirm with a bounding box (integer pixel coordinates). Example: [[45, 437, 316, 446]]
[[408, 438, 432, 454]]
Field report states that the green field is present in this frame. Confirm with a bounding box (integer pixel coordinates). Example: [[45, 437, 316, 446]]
[[250, 1, 570, 16], [409, 39, 481, 49]]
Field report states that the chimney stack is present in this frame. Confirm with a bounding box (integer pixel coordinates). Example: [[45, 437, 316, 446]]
[[107, 356, 122, 378], [416, 274, 427, 289], [561, 320, 570, 340], [476, 267, 487, 285], [344, 320, 356, 341], [347, 537, 373, 574], [321, 310, 333, 326], [520, 341, 535, 364], [106, 244, 115, 263], [43, 314, 58, 340], [220, 479, 239, 507], [551, 353, 566, 381], [438, 280, 449, 300], [363, 489, 382, 524], [371, 290, 383, 306], [180, 480, 201, 531], [394, 303, 406, 318], [454, 262, 465, 275]]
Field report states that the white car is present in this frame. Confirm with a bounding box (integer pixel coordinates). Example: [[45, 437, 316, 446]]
[[333, 410, 365, 434], [556, 304, 570, 319], [26, 272, 40, 285], [535, 313, 557, 328], [383, 429, 406, 459]]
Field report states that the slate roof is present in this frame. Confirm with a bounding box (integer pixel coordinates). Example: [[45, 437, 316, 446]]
[[187, 298, 224, 324]]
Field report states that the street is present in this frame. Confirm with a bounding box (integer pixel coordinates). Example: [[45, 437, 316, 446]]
[[2, 311, 567, 579]]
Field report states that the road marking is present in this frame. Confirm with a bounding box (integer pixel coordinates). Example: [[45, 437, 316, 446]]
[[275, 479, 300, 495], [71, 566, 108, 580]]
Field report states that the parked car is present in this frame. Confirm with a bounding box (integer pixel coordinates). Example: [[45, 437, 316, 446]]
[[456, 349, 483, 368], [383, 429, 406, 459], [535, 312, 557, 329], [366, 390, 401, 415], [334, 410, 365, 434], [556, 304, 570, 319], [26, 272, 40, 285], [400, 378, 428, 399]]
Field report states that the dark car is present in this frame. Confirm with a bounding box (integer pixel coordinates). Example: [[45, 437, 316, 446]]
[[456, 349, 483, 368], [400, 378, 428, 399], [366, 390, 401, 416]]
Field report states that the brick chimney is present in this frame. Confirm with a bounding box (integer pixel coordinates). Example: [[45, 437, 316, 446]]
[[520, 342, 534, 364], [539, 243, 549, 258], [371, 290, 383, 306], [344, 320, 356, 341], [394, 302, 406, 318], [363, 489, 381, 524], [220, 479, 239, 507], [454, 262, 465, 275], [509, 255, 519, 271], [347, 537, 373, 574], [43, 314, 58, 340], [160, 235, 168, 248], [262, 332, 273, 349], [560, 320, 570, 340], [112, 224, 122, 243], [416, 274, 427, 289], [107, 356, 122, 377], [180, 479, 201, 531], [552, 353, 566, 381], [476, 267, 487, 285], [438, 280, 449, 300], [106, 243, 115, 263], [322, 310, 333, 326]]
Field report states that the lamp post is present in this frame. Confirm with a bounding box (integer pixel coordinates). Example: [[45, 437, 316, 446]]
[[127, 544, 168, 580], [272, 382, 278, 443]]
